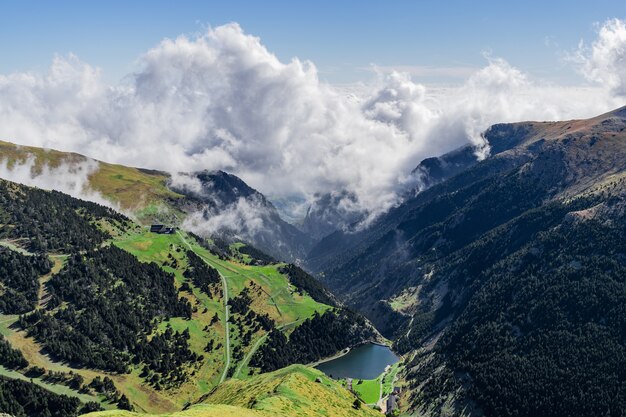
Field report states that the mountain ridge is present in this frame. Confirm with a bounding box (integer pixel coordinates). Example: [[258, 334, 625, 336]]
[[0, 140, 312, 262], [309, 105, 626, 416]]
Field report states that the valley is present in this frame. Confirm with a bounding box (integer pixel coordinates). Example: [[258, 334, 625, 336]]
[[4, 4, 626, 416], [312, 107, 626, 416], [1, 106, 626, 417]]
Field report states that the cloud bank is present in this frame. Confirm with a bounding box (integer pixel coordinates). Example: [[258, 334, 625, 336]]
[[0, 156, 115, 209], [0, 21, 623, 224], [183, 197, 267, 238]]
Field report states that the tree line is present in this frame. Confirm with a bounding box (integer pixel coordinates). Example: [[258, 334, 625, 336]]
[[250, 309, 375, 372], [20, 246, 193, 375]]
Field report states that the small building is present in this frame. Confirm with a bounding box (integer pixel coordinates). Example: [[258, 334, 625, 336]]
[[150, 224, 175, 234], [386, 393, 399, 415]]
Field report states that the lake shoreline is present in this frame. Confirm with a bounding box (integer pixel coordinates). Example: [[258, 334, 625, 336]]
[[313, 342, 400, 380], [308, 338, 393, 367], [307, 346, 352, 367]]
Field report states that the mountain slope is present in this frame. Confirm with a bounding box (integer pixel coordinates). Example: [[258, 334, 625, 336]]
[[0, 178, 377, 415], [304, 120, 539, 273], [0, 139, 183, 214], [299, 191, 364, 241], [317, 106, 626, 317], [84, 365, 379, 417], [312, 106, 626, 416], [0, 140, 311, 261], [170, 170, 313, 261]]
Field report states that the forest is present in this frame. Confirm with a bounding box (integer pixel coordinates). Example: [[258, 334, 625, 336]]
[[0, 247, 50, 314], [0, 179, 128, 253], [402, 193, 626, 417], [250, 309, 375, 372], [20, 246, 193, 375]]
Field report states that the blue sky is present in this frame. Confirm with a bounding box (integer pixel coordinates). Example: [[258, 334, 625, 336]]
[[1, 0, 625, 84]]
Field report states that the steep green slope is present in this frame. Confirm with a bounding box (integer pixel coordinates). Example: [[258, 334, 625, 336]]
[[84, 365, 379, 417]]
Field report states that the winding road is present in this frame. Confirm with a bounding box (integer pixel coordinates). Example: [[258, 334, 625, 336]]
[[177, 231, 231, 384]]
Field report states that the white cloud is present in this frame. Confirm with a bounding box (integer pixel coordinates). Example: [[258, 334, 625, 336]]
[[0, 155, 116, 209], [0, 22, 621, 227], [183, 196, 266, 237], [169, 172, 205, 195], [576, 18, 626, 96], [365, 65, 479, 80]]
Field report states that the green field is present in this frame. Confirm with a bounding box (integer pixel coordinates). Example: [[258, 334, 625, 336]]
[[348, 361, 403, 406], [382, 362, 402, 396], [352, 377, 381, 404]]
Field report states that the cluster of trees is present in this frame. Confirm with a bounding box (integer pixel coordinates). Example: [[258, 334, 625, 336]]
[[88, 376, 119, 401], [279, 264, 336, 306], [227, 285, 275, 347], [0, 179, 127, 253], [236, 244, 276, 265], [0, 376, 89, 417], [228, 287, 253, 314], [137, 326, 203, 389], [0, 333, 28, 369], [186, 232, 230, 260], [229, 286, 274, 331], [0, 248, 51, 314], [40, 371, 84, 391], [86, 376, 129, 410], [250, 309, 375, 372], [183, 250, 220, 296], [20, 246, 193, 374], [189, 232, 275, 266]]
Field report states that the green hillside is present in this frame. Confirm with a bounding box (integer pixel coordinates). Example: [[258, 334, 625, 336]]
[[0, 140, 314, 262], [0, 177, 376, 415], [0, 140, 183, 214], [84, 365, 379, 417]]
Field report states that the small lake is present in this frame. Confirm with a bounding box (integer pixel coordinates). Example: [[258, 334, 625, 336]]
[[315, 343, 399, 380]]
